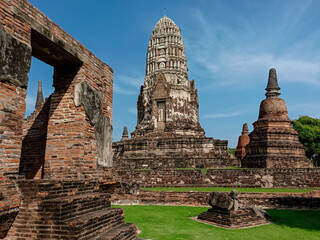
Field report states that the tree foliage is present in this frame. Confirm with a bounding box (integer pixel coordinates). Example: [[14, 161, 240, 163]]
[[293, 116, 320, 166], [227, 148, 236, 156]]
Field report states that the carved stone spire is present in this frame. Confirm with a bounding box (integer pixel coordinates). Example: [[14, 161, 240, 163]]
[[35, 80, 44, 109], [121, 126, 129, 141], [145, 16, 188, 80], [265, 68, 280, 98], [132, 15, 203, 138]]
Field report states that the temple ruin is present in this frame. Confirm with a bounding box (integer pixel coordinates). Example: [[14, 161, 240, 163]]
[[113, 16, 239, 169], [0, 1, 137, 238], [242, 68, 313, 168]]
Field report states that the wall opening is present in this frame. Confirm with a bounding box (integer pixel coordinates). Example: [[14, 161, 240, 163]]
[[25, 57, 54, 117], [19, 29, 82, 179]]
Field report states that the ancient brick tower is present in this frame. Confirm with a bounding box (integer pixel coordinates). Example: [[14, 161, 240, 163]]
[[235, 123, 250, 160], [113, 16, 239, 169], [242, 68, 313, 168], [132, 16, 203, 137]]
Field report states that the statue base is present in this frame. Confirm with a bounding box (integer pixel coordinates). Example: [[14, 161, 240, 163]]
[[197, 207, 270, 229]]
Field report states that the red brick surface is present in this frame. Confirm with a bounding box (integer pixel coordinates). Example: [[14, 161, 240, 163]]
[[0, 0, 123, 238], [112, 190, 320, 209], [116, 168, 320, 188]]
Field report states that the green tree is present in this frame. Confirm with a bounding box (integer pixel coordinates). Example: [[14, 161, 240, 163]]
[[293, 116, 320, 166], [228, 148, 236, 156]]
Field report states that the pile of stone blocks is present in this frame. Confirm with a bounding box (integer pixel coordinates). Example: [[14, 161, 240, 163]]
[[197, 191, 270, 229]]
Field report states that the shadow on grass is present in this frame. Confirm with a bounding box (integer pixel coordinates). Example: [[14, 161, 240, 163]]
[[267, 209, 320, 231]]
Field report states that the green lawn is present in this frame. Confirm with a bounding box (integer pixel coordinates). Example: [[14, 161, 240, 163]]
[[114, 205, 320, 240], [142, 187, 319, 193]]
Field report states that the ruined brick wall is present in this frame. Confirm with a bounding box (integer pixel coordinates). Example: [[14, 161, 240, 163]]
[[0, 0, 114, 180], [0, 1, 31, 237], [7, 179, 137, 239], [117, 168, 320, 188], [111, 191, 320, 209], [205, 168, 320, 188], [20, 98, 51, 179], [117, 169, 205, 186], [0, 0, 115, 237], [43, 62, 113, 179]]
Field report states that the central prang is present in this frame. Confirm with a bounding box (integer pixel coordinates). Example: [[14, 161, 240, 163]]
[[132, 16, 204, 138], [113, 16, 239, 170]]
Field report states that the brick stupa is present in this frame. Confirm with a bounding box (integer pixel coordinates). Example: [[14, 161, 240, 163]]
[[235, 123, 250, 160], [242, 68, 313, 168], [113, 16, 239, 169], [35, 80, 44, 109]]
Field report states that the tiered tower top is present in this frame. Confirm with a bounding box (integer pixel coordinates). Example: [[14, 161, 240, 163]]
[[145, 16, 188, 85], [132, 16, 203, 137]]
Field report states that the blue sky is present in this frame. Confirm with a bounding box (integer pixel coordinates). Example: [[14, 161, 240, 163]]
[[26, 0, 320, 147]]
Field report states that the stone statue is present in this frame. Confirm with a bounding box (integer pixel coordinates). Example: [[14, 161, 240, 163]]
[[118, 181, 140, 195], [208, 190, 239, 211], [198, 189, 270, 228]]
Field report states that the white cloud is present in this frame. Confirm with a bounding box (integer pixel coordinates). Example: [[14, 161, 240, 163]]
[[289, 102, 320, 118], [202, 111, 244, 119], [117, 74, 143, 87], [25, 95, 35, 109], [128, 107, 136, 115], [113, 83, 136, 95], [218, 52, 320, 86], [184, 8, 320, 90], [114, 71, 143, 95]]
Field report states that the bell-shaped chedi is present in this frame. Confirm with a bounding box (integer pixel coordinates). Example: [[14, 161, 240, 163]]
[[235, 123, 250, 160], [242, 68, 313, 168], [113, 16, 239, 169]]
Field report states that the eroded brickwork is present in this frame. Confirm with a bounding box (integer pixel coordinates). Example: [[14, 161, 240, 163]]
[[0, 5, 31, 236], [116, 168, 320, 188], [7, 180, 137, 240], [112, 191, 320, 209], [0, 0, 136, 238], [114, 137, 238, 169], [242, 69, 312, 168], [20, 97, 50, 179], [197, 208, 269, 229]]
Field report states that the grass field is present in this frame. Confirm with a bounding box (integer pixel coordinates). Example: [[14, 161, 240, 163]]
[[114, 205, 320, 240], [142, 187, 319, 193]]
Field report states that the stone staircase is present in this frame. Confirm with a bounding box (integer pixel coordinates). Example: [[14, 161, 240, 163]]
[[7, 179, 137, 240]]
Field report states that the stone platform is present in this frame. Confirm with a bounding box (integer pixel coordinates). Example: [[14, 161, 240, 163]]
[[197, 207, 270, 229], [113, 15, 239, 170], [113, 136, 239, 169], [6, 179, 137, 240]]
